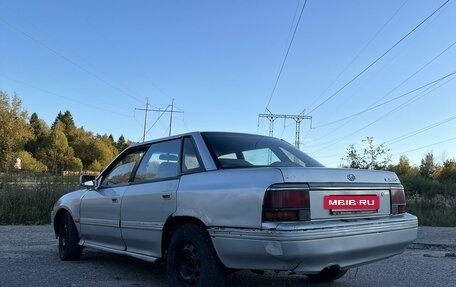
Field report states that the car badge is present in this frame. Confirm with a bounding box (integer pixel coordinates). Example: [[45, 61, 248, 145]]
[[347, 174, 356, 182]]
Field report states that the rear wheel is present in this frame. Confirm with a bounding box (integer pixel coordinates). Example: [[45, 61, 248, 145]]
[[166, 224, 225, 287], [58, 212, 82, 261], [306, 267, 347, 282]]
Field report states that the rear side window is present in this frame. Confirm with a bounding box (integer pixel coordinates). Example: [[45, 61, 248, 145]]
[[134, 139, 181, 182], [182, 137, 203, 173]]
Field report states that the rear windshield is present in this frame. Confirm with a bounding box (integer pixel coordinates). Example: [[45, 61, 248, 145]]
[[202, 132, 324, 169]]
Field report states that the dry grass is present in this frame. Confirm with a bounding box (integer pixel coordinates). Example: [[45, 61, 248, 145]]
[[406, 194, 456, 227], [0, 173, 78, 224]]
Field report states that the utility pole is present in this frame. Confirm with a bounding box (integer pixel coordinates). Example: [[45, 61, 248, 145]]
[[258, 112, 312, 148], [135, 97, 153, 142], [151, 99, 184, 136]]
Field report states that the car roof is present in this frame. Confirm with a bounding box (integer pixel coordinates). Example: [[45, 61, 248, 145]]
[[128, 131, 270, 148]]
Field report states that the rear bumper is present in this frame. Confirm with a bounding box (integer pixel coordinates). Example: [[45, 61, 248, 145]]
[[209, 213, 417, 272]]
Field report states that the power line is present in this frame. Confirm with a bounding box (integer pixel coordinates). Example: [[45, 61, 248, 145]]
[[308, 39, 456, 143], [314, 69, 456, 129], [0, 16, 143, 103], [309, 73, 456, 154], [307, 0, 450, 115], [265, 0, 308, 110], [312, 77, 453, 153], [384, 114, 456, 146], [1, 74, 132, 118], [393, 136, 456, 156], [305, 0, 409, 114]]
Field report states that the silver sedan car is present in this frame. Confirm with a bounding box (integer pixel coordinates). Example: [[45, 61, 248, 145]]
[[52, 132, 417, 287]]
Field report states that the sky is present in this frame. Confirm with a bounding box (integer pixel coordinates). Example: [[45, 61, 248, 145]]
[[1, 0, 456, 167]]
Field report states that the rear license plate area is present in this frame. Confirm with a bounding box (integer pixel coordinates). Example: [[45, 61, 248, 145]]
[[324, 195, 380, 214]]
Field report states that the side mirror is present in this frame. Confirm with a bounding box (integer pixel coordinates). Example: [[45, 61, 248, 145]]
[[79, 174, 96, 188]]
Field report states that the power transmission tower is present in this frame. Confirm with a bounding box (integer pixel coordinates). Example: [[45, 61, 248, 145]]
[[258, 112, 312, 148], [151, 99, 184, 136], [135, 97, 153, 142]]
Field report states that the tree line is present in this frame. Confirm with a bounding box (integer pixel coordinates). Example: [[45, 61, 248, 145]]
[[343, 137, 456, 186], [0, 91, 131, 174], [2, 90, 455, 181]]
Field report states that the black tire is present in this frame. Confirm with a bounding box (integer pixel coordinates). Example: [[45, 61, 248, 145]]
[[166, 224, 225, 287], [58, 212, 82, 261], [306, 267, 347, 282]]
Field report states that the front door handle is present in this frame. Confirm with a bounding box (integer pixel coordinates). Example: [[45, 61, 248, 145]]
[[111, 198, 118, 203], [162, 194, 171, 200]]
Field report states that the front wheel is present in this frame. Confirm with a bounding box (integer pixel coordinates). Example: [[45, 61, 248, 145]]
[[166, 224, 225, 287], [58, 212, 82, 261]]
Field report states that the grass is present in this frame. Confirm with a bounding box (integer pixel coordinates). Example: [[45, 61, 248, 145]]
[[0, 173, 79, 225], [406, 194, 456, 227], [400, 174, 456, 227]]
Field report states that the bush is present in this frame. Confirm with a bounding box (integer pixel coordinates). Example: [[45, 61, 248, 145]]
[[401, 174, 456, 198]]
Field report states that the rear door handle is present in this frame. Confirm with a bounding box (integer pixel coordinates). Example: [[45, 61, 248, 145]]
[[162, 194, 171, 200], [111, 198, 118, 203]]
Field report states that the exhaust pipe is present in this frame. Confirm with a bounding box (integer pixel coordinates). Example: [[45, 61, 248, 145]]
[[306, 264, 347, 282]]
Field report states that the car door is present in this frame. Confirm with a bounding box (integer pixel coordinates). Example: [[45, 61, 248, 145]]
[[79, 146, 148, 250], [120, 138, 182, 257]]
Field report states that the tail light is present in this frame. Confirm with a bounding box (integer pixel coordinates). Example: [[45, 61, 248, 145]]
[[390, 187, 406, 214], [263, 184, 310, 221]]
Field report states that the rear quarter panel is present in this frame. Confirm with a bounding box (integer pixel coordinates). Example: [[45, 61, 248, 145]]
[[175, 168, 284, 229]]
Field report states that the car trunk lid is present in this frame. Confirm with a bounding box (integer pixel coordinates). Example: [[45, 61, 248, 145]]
[[277, 167, 401, 220]]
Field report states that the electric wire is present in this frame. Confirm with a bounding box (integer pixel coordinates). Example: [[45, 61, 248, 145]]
[[384, 114, 456, 146], [265, 0, 308, 111], [304, 0, 409, 114], [393, 136, 456, 155], [309, 72, 456, 154], [313, 76, 453, 153], [307, 0, 450, 115], [2, 74, 132, 118], [314, 68, 456, 129], [0, 16, 143, 104]]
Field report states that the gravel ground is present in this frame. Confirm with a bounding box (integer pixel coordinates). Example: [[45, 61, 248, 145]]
[[0, 225, 455, 287]]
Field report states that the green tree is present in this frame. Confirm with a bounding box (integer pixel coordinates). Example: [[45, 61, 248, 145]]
[[37, 122, 82, 174], [91, 137, 117, 167], [391, 155, 418, 176], [434, 159, 456, 182], [419, 152, 436, 178], [53, 110, 77, 143], [116, 135, 130, 151], [87, 159, 103, 172], [0, 91, 33, 171], [66, 156, 83, 172], [71, 127, 95, 168], [343, 137, 391, 170], [25, 112, 51, 156]]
